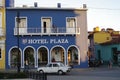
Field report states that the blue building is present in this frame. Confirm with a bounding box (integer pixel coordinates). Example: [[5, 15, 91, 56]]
[[6, 5, 88, 69]]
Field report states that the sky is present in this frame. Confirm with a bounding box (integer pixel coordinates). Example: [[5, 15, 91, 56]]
[[15, 0, 120, 31]]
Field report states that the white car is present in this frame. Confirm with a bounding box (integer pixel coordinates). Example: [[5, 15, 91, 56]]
[[37, 62, 71, 75]]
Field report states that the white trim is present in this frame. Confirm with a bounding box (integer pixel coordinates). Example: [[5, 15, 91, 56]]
[[50, 45, 66, 65], [37, 46, 49, 67], [67, 45, 80, 65], [23, 46, 36, 68], [8, 46, 22, 68]]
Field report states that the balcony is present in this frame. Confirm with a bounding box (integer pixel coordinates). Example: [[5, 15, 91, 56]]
[[14, 27, 80, 36]]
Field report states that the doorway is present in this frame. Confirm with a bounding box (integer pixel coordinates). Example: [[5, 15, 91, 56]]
[[41, 18, 52, 33]]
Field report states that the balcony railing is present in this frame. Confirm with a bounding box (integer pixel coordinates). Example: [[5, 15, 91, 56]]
[[14, 27, 80, 35]]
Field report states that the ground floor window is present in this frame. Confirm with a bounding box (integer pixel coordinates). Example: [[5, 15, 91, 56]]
[[10, 48, 21, 68], [68, 46, 79, 66], [51, 46, 65, 64]]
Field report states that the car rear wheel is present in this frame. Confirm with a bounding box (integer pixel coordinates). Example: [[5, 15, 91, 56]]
[[39, 70, 44, 74], [58, 70, 63, 75]]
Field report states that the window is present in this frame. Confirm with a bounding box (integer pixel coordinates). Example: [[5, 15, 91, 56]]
[[66, 17, 76, 33], [48, 64, 52, 67], [16, 17, 27, 28], [0, 13, 2, 35], [106, 37, 109, 40], [16, 17, 27, 34], [0, 12, 2, 28], [41, 17, 52, 33], [53, 64, 58, 67], [0, 48, 1, 59], [66, 17, 76, 28], [0, 0, 4, 6]]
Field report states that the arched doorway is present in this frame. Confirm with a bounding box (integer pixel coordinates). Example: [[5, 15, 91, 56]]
[[38, 47, 48, 67], [51, 46, 65, 64], [24, 47, 35, 68], [68, 46, 79, 66], [10, 48, 21, 68]]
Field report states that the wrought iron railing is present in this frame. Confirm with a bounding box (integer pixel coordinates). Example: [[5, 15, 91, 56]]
[[14, 27, 80, 35]]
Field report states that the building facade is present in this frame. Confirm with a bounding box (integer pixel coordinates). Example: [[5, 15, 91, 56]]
[[0, 0, 6, 69], [95, 33, 120, 65], [89, 27, 120, 65], [6, 5, 88, 69]]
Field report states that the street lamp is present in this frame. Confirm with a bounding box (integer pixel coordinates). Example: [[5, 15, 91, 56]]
[[16, 11, 20, 73]]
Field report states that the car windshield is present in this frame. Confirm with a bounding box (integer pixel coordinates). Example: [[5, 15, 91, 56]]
[[46, 64, 52, 67], [59, 63, 64, 67]]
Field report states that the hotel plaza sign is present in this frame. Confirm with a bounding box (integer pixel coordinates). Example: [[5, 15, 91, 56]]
[[22, 39, 69, 44]]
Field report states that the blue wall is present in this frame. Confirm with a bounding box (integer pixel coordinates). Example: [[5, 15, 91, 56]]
[[5, 0, 14, 7]]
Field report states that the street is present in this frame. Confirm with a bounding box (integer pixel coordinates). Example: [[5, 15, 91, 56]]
[[47, 66, 120, 80], [1, 66, 120, 80]]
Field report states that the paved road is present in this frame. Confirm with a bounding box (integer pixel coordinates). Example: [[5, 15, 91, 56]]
[[1, 66, 120, 80], [47, 66, 120, 80]]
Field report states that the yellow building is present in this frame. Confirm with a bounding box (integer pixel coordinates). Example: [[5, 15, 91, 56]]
[[93, 27, 112, 44], [94, 31, 112, 44], [0, 0, 5, 69]]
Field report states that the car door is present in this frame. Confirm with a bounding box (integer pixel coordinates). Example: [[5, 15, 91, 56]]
[[45, 63, 52, 73], [52, 63, 59, 73]]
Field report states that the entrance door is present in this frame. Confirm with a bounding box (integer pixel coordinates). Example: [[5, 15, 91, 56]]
[[38, 47, 48, 67], [42, 18, 52, 33], [112, 48, 117, 64], [24, 47, 35, 68]]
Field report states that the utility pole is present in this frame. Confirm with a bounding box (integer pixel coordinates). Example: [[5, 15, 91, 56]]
[[16, 11, 20, 73]]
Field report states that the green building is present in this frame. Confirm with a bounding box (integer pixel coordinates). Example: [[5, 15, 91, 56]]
[[95, 33, 120, 65]]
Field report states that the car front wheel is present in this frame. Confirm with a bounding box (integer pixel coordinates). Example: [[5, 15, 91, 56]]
[[39, 70, 44, 74], [58, 70, 63, 75]]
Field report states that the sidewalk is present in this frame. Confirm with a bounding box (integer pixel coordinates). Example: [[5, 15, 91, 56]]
[[0, 68, 37, 73], [72, 64, 120, 72]]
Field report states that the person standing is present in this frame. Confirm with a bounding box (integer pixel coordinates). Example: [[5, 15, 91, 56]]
[[108, 59, 112, 68]]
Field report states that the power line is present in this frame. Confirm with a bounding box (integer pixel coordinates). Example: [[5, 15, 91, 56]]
[[88, 7, 120, 11]]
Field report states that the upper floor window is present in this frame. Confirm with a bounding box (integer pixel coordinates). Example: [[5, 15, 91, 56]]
[[66, 17, 76, 28], [0, 0, 4, 7], [15, 17, 27, 34], [16, 17, 27, 28], [66, 17, 77, 33], [41, 17, 52, 33]]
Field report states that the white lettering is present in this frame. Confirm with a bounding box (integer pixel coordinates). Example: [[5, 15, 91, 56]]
[[27, 39, 48, 44], [23, 39, 69, 44], [50, 39, 69, 44]]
